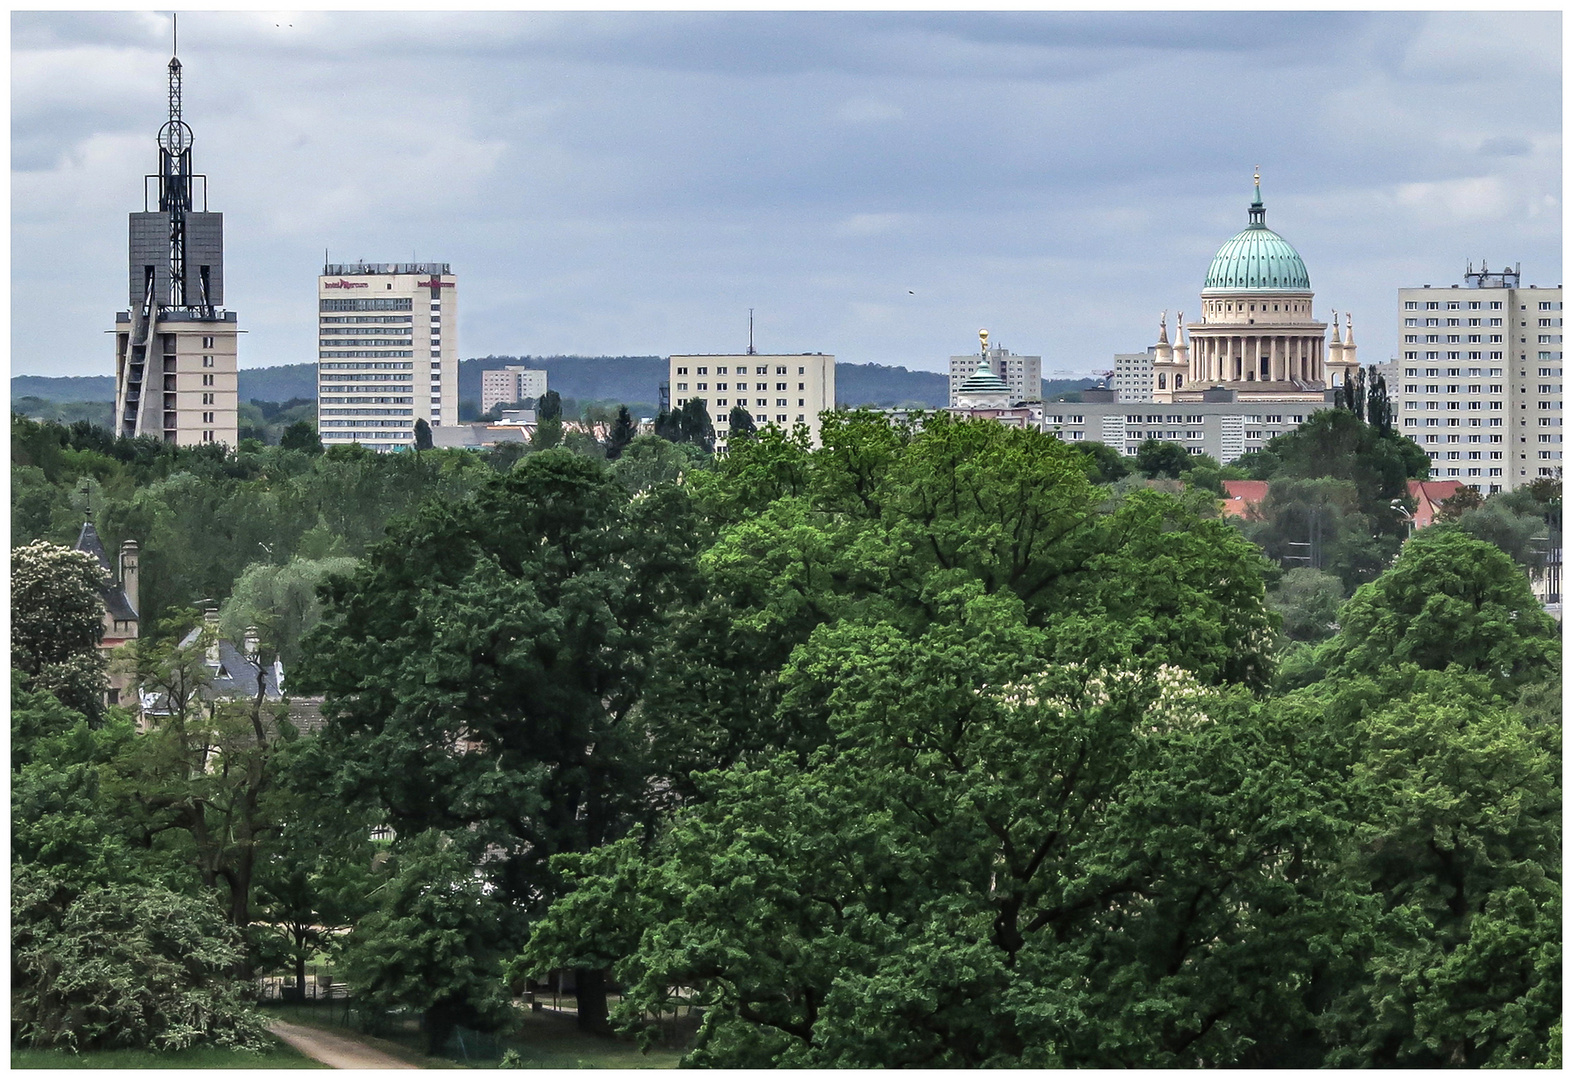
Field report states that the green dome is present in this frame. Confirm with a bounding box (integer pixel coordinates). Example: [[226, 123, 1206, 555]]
[[1201, 181, 1310, 294], [958, 363, 1010, 395]]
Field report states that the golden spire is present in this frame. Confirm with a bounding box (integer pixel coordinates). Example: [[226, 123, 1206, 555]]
[[979, 328, 989, 354]]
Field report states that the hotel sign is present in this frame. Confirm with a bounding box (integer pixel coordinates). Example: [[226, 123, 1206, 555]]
[[324, 279, 369, 289]]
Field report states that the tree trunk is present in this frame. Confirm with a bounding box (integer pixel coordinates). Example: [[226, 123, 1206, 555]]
[[295, 927, 308, 1001], [574, 966, 610, 1032]]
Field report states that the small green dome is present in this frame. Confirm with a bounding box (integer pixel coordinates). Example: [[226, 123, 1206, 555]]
[[1202, 181, 1310, 294], [958, 364, 1010, 395]]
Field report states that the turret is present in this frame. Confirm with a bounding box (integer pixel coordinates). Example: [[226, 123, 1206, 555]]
[[119, 540, 139, 617]]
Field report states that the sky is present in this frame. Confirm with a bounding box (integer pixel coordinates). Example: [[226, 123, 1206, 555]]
[[10, 10, 1562, 380]]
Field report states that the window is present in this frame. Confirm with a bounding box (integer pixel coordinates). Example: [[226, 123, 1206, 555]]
[[776, 382, 787, 390], [676, 367, 688, 375], [776, 366, 787, 374], [1404, 301, 1418, 310], [201, 393, 213, 405], [676, 382, 688, 391], [697, 367, 708, 375], [756, 366, 768, 374], [202, 411, 214, 423], [202, 336, 215, 348], [202, 355, 215, 368], [202, 373, 214, 386]]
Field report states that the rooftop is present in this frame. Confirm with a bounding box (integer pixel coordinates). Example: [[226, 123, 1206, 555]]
[[323, 262, 451, 276]]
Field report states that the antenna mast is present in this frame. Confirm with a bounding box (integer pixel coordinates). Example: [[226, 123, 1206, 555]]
[[155, 13, 196, 310], [747, 309, 755, 355]]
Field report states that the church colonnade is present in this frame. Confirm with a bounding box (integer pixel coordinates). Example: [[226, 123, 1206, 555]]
[[1187, 331, 1323, 384]]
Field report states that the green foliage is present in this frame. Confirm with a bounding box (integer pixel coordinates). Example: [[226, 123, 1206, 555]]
[[1319, 669, 1560, 1067], [653, 397, 715, 452], [727, 405, 757, 439], [1134, 438, 1194, 479], [219, 555, 359, 668], [1267, 567, 1345, 643], [537, 389, 563, 423], [336, 830, 513, 1054], [11, 540, 109, 718], [1316, 528, 1559, 695], [1070, 439, 1130, 483], [279, 420, 322, 455], [605, 405, 636, 461], [413, 418, 433, 452], [12, 866, 267, 1053], [1238, 475, 1399, 594]]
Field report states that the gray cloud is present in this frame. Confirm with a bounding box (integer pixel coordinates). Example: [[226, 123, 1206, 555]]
[[10, 11, 1561, 381]]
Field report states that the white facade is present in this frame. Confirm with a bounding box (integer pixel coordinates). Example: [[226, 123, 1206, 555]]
[[1113, 351, 1155, 403], [481, 366, 548, 414], [1042, 398, 1325, 464], [949, 340, 1041, 406], [669, 354, 836, 449], [1390, 265, 1562, 493], [316, 263, 458, 451]]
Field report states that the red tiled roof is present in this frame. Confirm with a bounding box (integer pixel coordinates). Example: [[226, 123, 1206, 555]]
[[1407, 479, 1465, 529], [1220, 480, 1270, 519]]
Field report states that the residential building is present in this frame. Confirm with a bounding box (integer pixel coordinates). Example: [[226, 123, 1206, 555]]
[[669, 354, 836, 450], [1149, 173, 1358, 405], [316, 262, 458, 451], [1113, 351, 1155, 403], [1039, 391, 1330, 463], [73, 517, 139, 707], [1390, 263, 1562, 493], [113, 48, 239, 447], [949, 332, 1041, 406], [481, 365, 548, 414]]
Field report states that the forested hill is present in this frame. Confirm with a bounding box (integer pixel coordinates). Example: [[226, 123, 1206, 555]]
[[13, 361, 1097, 413]]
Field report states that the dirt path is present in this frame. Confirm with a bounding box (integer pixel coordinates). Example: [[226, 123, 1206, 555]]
[[268, 1019, 420, 1070]]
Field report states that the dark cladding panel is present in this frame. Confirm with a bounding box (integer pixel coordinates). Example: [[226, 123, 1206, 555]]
[[184, 213, 224, 306], [129, 212, 171, 306]]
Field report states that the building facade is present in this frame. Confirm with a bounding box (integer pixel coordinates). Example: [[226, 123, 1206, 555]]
[[1151, 174, 1357, 406], [316, 262, 458, 451], [948, 333, 1041, 406], [1388, 263, 1562, 493], [481, 365, 548, 414], [1041, 393, 1326, 464], [113, 50, 239, 447], [1113, 351, 1155, 403], [669, 354, 836, 450], [73, 518, 140, 707]]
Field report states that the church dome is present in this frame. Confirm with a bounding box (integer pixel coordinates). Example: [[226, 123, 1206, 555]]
[[1201, 179, 1310, 294], [958, 364, 1011, 395]]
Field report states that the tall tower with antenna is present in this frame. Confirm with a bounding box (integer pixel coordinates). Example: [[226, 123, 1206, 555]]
[[113, 20, 239, 447]]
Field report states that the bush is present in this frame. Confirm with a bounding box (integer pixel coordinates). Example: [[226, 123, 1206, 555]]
[[12, 868, 268, 1052]]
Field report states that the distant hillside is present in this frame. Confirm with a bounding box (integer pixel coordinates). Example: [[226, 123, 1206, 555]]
[[11, 375, 115, 403], [836, 363, 948, 408], [239, 364, 317, 403], [461, 356, 667, 409]]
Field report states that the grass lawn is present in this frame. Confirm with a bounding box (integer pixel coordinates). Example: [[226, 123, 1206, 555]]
[[11, 1032, 327, 1069], [261, 999, 685, 1069]]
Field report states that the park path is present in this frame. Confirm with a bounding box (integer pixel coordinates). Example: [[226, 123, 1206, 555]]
[[268, 1019, 420, 1070]]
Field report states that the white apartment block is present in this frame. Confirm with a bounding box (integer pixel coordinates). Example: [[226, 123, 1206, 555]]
[[949, 340, 1041, 406], [481, 366, 548, 413], [669, 354, 836, 450], [1113, 351, 1155, 403], [316, 263, 458, 451], [1391, 264, 1562, 494], [1040, 392, 1323, 463]]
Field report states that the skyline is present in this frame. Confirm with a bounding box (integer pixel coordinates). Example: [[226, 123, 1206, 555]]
[[12, 10, 1562, 381]]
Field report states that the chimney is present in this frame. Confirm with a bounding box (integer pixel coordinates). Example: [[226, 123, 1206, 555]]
[[243, 625, 260, 659], [203, 605, 220, 667], [119, 540, 140, 617]]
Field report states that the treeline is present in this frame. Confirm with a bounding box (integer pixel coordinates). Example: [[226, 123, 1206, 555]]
[[9, 408, 1561, 1065]]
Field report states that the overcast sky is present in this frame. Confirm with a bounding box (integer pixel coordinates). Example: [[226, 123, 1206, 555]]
[[11, 10, 1562, 380]]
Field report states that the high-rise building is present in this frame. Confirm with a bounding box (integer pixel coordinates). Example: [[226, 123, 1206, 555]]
[[948, 334, 1041, 406], [316, 263, 458, 450], [668, 353, 836, 450], [113, 48, 238, 447], [1113, 351, 1155, 403], [1390, 263, 1562, 493], [481, 365, 548, 414]]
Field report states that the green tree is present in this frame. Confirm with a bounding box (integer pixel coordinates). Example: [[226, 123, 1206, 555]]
[[337, 830, 513, 1054], [12, 539, 108, 719], [605, 405, 636, 461], [1319, 669, 1560, 1067], [1134, 438, 1195, 479], [1316, 528, 1559, 695], [12, 867, 268, 1053], [1268, 566, 1345, 642], [294, 449, 707, 1029], [278, 420, 322, 455], [525, 593, 1345, 1067], [413, 418, 433, 452], [727, 405, 757, 441], [218, 555, 358, 668], [1071, 439, 1130, 484]]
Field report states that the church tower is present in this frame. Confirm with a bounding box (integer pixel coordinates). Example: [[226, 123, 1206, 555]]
[[113, 30, 239, 447]]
